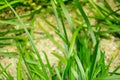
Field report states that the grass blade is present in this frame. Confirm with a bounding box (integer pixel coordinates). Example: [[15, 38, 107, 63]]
[[4, 0, 49, 79], [74, 0, 96, 45]]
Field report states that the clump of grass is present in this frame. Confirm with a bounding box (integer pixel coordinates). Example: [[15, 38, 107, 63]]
[[0, 0, 120, 80], [88, 0, 120, 37]]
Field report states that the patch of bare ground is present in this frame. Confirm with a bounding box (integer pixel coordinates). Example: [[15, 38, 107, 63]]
[[1, 14, 120, 79], [0, 0, 120, 79], [101, 35, 120, 73]]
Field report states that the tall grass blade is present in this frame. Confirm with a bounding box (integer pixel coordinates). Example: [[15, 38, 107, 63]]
[[89, 41, 101, 80], [58, 0, 75, 32], [43, 51, 53, 78], [4, 0, 49, 79], [55, 68, 62, 80], [0, 0, 22, 10], [74, 0, 96, 45], [17, 55, 22, 80], [75, 55, 86, 80]]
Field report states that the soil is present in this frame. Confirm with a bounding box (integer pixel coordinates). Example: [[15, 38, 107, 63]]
[[0, 0, 120, 79], [0, 14, 120, 79]]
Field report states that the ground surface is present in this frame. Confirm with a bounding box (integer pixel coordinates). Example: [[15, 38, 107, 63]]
[[0, 0, 120, 79], [0, 15, 120, 79]]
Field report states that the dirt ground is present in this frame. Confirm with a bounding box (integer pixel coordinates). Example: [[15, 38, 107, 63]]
[[0, 15, 120, 79], [0, 0, 120, 79]]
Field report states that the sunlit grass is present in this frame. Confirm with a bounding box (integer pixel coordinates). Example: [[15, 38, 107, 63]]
[[0, 0, 120, 80]]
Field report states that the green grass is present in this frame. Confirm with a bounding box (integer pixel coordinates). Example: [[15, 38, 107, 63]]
[[0, 0, 120, 80]]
